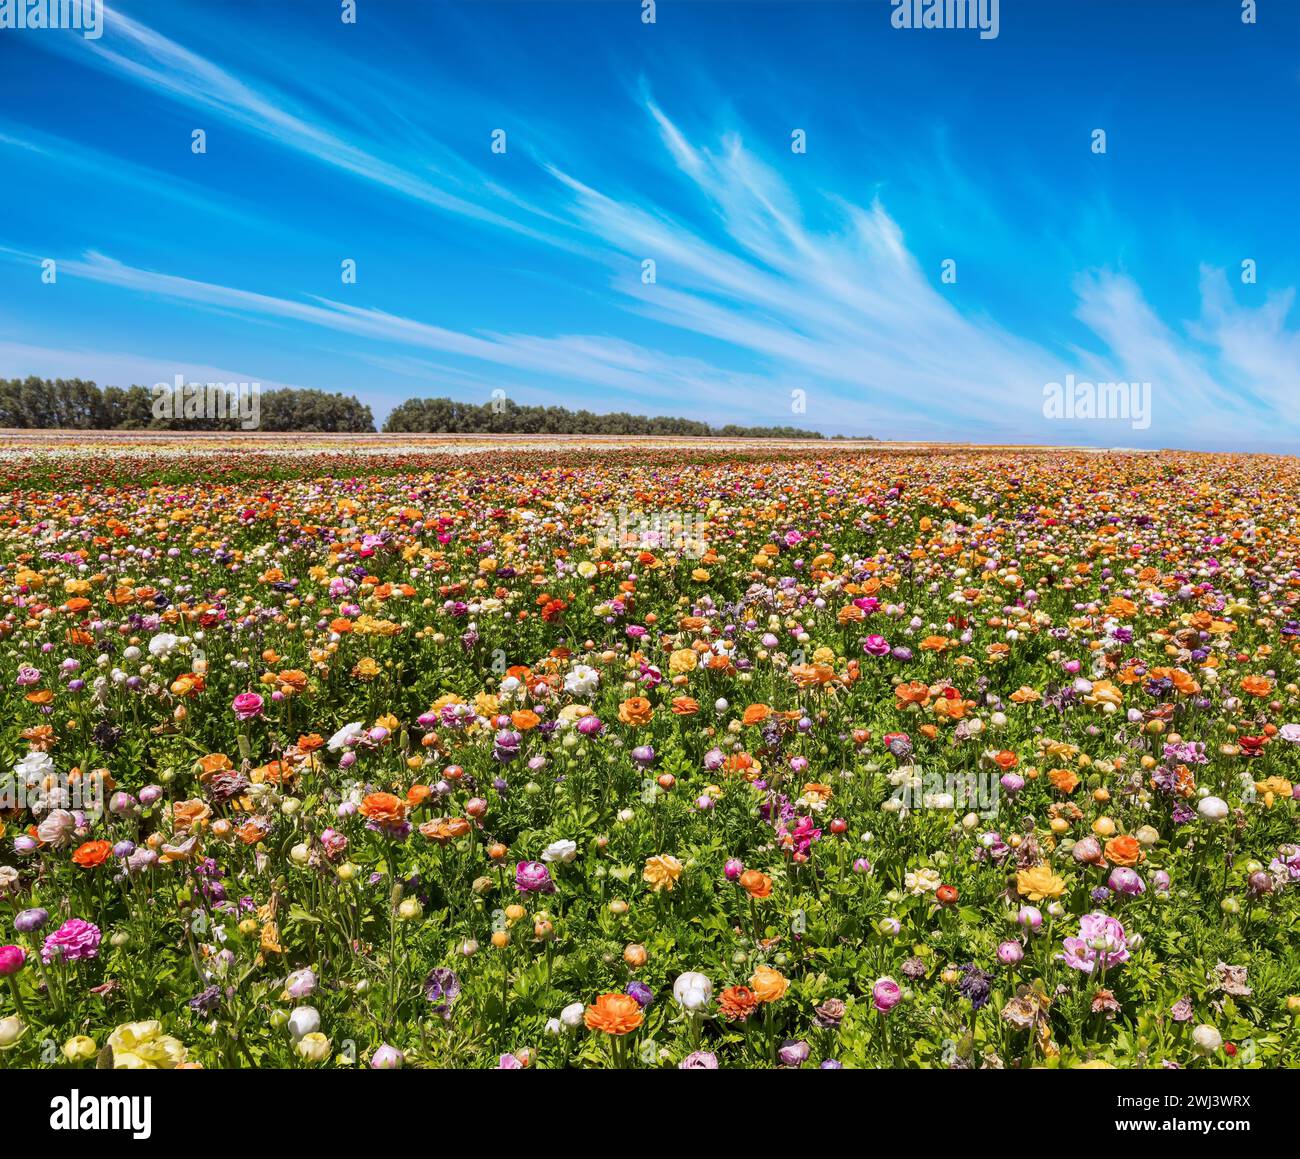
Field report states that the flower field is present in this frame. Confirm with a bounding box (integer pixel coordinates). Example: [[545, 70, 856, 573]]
[[2, 440, 1299, 1070]]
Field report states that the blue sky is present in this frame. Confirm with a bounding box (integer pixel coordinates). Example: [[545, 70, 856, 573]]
[[0, 0, 1297, 447]]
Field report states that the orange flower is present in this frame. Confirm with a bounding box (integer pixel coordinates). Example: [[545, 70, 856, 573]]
[[1048, 768, 1080, 794], [196, 753, 232, 780], [618, 697, 653, 727], [419, 816, 471, 843], [71, 839, 112, 868], [1104, 835, 1144, 867], [895, 680, 932, 709], [359, 792, 406, 824], [511, 709, 540, 731], [172, 799, 212, 835], [584, 992, 644, 1035], [670, 696, 699, 716], [742, 704, 772, 726], [739, 869, 773, 899], [1241, 674, 1273, 698], [991, 750, 1019, 770], [718, 985, 759, 1022], [749, 964, 788, 1003]]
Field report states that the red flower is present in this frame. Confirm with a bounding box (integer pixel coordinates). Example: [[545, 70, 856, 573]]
[[936, 884, 959, 905]]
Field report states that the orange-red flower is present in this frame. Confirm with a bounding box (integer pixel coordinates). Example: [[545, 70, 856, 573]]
[[71, 839, 112, 868]]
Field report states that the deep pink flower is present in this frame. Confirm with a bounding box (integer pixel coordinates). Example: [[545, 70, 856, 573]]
[[232, 692, 265, 721]]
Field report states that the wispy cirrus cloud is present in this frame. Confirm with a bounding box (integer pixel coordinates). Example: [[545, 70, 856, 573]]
[[4, 4, 1298, 444]]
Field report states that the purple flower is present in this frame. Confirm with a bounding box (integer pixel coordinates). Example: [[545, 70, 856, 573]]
[[493, 730, 522, 762], [423, 967, 462, 1019], [13, 908, 48, 934], [514, 861, 556, 894], [42, 918, 101, 965], [778, 1039, 811, 1067], [958, 964, 993, 1011], [679, 1050, 719, 1069], [1060, 912, 1129, 974], [997, 941, 1024, 966], [1107, 867, 1145, 896], [625, 980, 654, 1008]]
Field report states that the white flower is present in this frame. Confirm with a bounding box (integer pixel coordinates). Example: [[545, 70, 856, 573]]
[[672, 972, 713, 1012], [14, 751, 53, 788], [327, 723, 364, 752], [0, 1015, 25, 1049], [147, 633, 179, 658], [542, 839, 578, 865], [560, 1001, 586, 1029], [287, 1006, 320, 1042], [36, 809, 76, 848], [904, 868, 942, 896], [564, 664, 600, 696], [1197, 796, 1229, 822], [1191, 1024, 1223, 1054]]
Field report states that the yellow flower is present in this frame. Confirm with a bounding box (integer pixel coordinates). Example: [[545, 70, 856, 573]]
[[351, 656, 380, 680], [1254, 776, 1293, 808], [62, 1035, 97, 1062], [106, 1021, 187, 1069], [1082, 680, 1123, 710], [1016, 865, 1066, 901], [749, 965, 788, 1003], [642, 854, 683, 892], [668, 649, 699, 674]]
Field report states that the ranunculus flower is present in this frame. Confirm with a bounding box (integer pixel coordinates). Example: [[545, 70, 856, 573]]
[[872, 976, 902, 1013], [231, 692, 265, 720], [42, 918, 101, 965]]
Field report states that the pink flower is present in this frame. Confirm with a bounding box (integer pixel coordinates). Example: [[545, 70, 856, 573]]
[[862, 635, 891, 657], [1059, 912, 1129, 974], [872, 976, 901, 1013], [232, 692, 265, 721], [42, 918, 101, 965], [0, 945, 25, 976]]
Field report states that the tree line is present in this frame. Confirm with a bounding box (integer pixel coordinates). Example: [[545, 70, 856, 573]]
[[0, 378, 830, 438], [383, 396, 823, 438], [0, 378, 374, 432]]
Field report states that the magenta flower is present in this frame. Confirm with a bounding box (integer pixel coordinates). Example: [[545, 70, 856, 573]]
[[42, 918, 101, 965], [1107, 867, 1145, 896], [514, 861, 556, 894], [231, 692, 265, 721], [872, 976, 901, 1013], [0, 945, 25, 976], [862, 635, 891, 657]]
